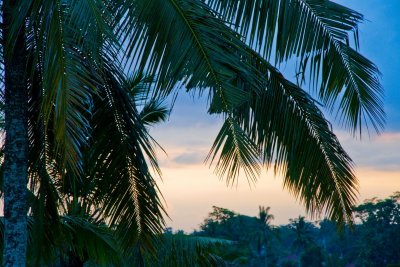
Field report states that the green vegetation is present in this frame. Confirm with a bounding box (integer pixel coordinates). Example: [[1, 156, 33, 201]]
[[0, 0, 384, 265], [191, 193, 400, 267]]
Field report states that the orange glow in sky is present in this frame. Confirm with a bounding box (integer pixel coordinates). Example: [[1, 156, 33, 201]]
[[153, 125, 400, 232]]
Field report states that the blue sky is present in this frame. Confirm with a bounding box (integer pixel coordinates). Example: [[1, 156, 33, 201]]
[[151, 0, 400, 231], [336, 0, 400, 130]]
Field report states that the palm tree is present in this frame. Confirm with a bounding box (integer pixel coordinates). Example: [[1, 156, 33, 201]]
[[257, 206, 275, 266], [1, 0, 384, 265], [290, 216, 314, 254], [289, 216, 315, 267], [2, 1, 31, 265], [259, 206, 274, 227], [0, 1, 155, 265], [0, 73, 168, 266]]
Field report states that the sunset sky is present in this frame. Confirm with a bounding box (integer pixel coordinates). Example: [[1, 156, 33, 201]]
[[151, 0, 400, 232]]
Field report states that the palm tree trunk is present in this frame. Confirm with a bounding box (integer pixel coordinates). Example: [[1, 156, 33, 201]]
[[2, 1, 29, 266]]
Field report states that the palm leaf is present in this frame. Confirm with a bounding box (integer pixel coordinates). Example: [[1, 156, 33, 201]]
[[19, 0, 117, 181], [116, 0, 258, 106], [206, 0, 385, 134], [130, 233, 227, 267], [207, 118, 261, 186], [59, 215, 121, 266], [86, 68, 166, 254], [117, 0, 269, 188], [125, 73, 170, 126], [237, 51, 358, 224]]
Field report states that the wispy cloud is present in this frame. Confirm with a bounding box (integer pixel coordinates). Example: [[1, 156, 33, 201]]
[[338, 131, 400, 171], [173, 151, 205, 165]]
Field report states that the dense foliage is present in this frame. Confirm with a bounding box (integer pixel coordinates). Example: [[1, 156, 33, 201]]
[[192, 193, 400, 267]]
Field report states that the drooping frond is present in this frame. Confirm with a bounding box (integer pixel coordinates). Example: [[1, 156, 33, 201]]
[[206, 0, 385, 134], [115, 0, 258, 105], [140, 99, 169, 126], [125, 74, 170, 126], [207, 117, 261, 186], [142, 1, 362, 222], [86, 68, 166, 253], [116, 0, 268, 187], [59, 215, 121, 265], [238, 51, 358, 224], [3, 1, 166, 258], [18, 0, 117, 180]]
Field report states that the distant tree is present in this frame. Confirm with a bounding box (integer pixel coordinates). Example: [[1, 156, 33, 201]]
[[256, 206, 275, 265], [288, 216, 316, 266], [259, 206, 275, 227], [289, 216, 314, 252], [301, 245, 324, 267], [193, 194, 400, 267], [281, 260, 297, 267], [208, 206, 237, 224], [354, 193, 400, 266], [198, 206, 273, 266], [200, 206, 237, 237]]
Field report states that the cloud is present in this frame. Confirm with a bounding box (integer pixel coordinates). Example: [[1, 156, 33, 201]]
[[150, 114, 221, 150], [338, 131, 400, 171], [173, 151, 206, 165]]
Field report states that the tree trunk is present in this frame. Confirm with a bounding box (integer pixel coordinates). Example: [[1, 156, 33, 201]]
[[2, 1, 29, 266]]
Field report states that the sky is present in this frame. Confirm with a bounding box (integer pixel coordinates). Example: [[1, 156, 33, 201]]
[[150, 0, 400, 232]]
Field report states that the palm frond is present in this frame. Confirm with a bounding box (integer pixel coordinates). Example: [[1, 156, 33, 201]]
[[238, 52, 358, 224], [125, 73, 170, 126], [21, 0, 117, 180], [5, 1, 166, 258], [116, 0, 257, 105], [140, 100, 169, 126], [206, 0, 385, 134], [59, 215, 121, 265], [130, 233, 227, 267], [207, 118, 261, 186], [86, 69, 166, 254], [116, 1, 271, 188]]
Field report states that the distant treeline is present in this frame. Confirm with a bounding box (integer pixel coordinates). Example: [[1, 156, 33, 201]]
[[175, 192, 400, 267]]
